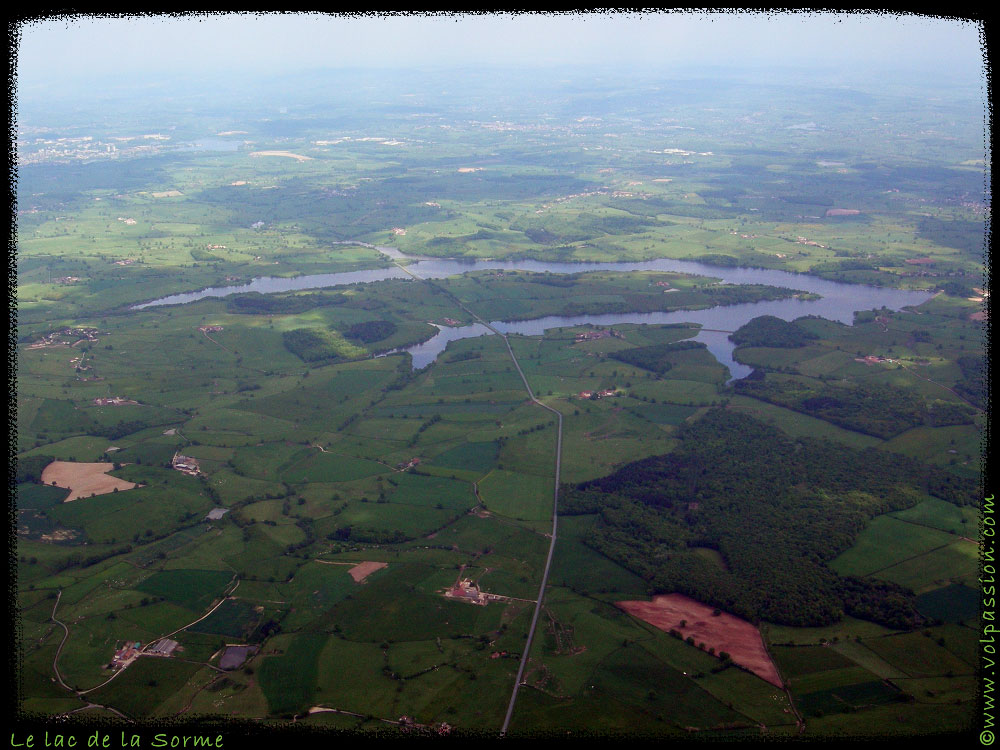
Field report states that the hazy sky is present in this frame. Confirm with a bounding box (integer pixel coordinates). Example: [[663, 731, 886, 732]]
[[14, 11, 986, 87]]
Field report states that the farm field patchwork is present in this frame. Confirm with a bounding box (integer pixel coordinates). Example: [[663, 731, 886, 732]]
[[13, 49, 985, 740]]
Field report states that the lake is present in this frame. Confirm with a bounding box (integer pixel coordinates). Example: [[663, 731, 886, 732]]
[[134, 245, 935, 380]]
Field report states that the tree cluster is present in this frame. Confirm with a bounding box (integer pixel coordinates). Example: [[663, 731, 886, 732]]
[[561, 409, 974, 628], [609, 340, 705, 374], [728, 315, 818, 348]]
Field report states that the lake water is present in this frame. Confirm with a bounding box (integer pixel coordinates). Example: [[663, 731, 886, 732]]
[[133, 245, 935, 380]]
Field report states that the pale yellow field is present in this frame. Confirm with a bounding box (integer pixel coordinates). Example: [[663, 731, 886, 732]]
[[41, 461, 141, 501], [249, 150, 311, 162], [348, 561, 388, 583]]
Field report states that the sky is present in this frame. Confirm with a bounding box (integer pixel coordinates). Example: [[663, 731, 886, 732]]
[[14, 11, 986, 88]]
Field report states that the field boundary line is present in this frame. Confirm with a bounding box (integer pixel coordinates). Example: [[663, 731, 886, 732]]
[[896, 360, 981, 409], [888, 512, 976, 539], [859, 542, 955, 578]]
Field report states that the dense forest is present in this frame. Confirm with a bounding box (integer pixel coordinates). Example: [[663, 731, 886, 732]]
[[609, 340, 706, 374], [728, 315, 819, 348], [342, 319, 398, 344], [561, 409, 975, 628], [734, 376, 977, 438], [16, 454, 55, 484], [953, 353, 986, 408], [226, 291, 346, 315]]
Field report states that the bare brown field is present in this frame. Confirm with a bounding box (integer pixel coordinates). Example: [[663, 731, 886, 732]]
[[40, 461, 141, 502], [616, 593, 783, 687], [348, 561, 388, 583]]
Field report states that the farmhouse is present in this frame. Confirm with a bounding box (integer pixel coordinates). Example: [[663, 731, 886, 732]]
[[148, 638, 179, 656], [854, 355, 889, 365], [112, 641, 143, 669], [93, 396, 138, 406], [578, 389, 618, 400], [172, 453, 201, 476], [795, 236, 826, 248], [574, 328, 621, 342], [445, 579, 487, 605]]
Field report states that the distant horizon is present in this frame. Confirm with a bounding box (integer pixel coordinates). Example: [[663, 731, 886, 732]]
[[14, 58, 988, 117], [14, 11, 985, 94]]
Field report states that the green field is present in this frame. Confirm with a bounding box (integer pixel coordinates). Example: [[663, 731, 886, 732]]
[[87, 657, 208, 718], [829, 516, 958, 578], [873, 540, 978, 593], [914, 584, 980, 623], [863, 631, 974, 678], [477, 469, 553, 521], [258, 632, 329, 715], [135, 569, 234, 612]]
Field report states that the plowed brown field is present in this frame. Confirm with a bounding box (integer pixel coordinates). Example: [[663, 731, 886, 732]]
[[617, 593, 782, 687]]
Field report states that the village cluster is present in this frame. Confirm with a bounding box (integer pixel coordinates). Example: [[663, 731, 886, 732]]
[[27, 327, 101, 349]]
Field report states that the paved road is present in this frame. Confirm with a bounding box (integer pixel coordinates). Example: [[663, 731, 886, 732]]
[[50, 590, 74, 692], [393, 262, 565, 735], [498, 334, 562, 736]]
